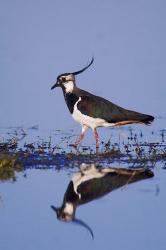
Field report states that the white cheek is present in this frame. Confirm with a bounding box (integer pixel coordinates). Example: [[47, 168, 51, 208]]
[[64, 81, 74, 93], [64, 203, 74, 215]]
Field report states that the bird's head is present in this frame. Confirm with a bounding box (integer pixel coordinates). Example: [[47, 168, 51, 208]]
[[51, 205, 94, 238], [51, 204, 75, 221], [51, 57, 94, 94], [51, 73, 76, 94]]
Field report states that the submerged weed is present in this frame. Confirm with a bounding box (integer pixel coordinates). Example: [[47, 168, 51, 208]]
[[0, 126, 165, 169], [0, 154, 22, 181]]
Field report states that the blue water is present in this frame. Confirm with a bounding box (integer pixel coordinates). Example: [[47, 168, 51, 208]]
[[0, 163, 165, 250], [0, 119, 165, 250]]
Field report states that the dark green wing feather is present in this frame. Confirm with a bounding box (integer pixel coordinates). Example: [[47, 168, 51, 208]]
[[75, 88, 154, 124]]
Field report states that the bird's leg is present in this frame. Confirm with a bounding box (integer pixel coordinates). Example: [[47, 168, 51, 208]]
[[74, 133, 85, 148], [73, 125, 87, 149], [93, 128, 99, 153]]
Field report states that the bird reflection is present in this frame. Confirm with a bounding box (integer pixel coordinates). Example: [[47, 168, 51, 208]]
[[51, 164, 154, 238]]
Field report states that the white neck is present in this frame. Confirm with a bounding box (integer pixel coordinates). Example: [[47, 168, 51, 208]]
[[64, 81, 74, 93]]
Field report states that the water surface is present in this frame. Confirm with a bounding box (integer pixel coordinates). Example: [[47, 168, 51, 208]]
[[0, 121, 166, 250]]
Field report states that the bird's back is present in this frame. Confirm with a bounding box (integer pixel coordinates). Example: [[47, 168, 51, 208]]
[[73, 87, 154, 125]]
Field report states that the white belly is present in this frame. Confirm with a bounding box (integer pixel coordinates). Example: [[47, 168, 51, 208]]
[[72, 163, 115, 197], [72, 97, 115, 130]]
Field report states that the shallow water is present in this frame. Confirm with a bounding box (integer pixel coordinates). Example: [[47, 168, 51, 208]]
[[0, 120, 166, 250], [0, 163, 165, 250]]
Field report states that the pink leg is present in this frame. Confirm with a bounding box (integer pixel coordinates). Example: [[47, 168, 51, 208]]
[[74, 132, 85, 148], [94, 128, 99, 150], [73, 125, 87, 149]]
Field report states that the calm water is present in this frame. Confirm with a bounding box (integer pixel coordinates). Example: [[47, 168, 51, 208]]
[[0, 120, 166, 250], [0, 163, 165, 250]]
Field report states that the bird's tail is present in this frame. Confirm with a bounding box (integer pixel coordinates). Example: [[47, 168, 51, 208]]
[[135, 113, 154, 125], [115, 111, 154, 126]]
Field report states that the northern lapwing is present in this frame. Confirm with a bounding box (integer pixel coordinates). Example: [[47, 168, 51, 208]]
[[51, 163, 154, 238], [51, 58, 154, 151]]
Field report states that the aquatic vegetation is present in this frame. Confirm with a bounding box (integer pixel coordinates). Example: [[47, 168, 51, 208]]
[[0, 125, 165, 170], [0, 154, 22, 182]]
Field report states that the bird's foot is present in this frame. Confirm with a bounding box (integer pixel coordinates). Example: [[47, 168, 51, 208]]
[[69, 143, 77, 149], [69, 144, 80, 154]]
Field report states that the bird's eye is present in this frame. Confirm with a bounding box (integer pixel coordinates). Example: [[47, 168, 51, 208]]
[[61, 77, 66, 82]]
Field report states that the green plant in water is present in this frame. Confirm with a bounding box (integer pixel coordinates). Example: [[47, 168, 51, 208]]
[[0, 154, 22, 182]]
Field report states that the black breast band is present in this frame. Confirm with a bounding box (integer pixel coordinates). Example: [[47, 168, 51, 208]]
[[64, 93, 79, 114]]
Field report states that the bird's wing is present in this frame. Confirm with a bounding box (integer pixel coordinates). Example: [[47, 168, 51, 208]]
[[75, 90, 153, 124], [76, 94, 126, 123]]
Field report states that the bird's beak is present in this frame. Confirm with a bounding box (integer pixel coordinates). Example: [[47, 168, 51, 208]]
[[51, 81, 59, 90], [51, 205, 59, 213]]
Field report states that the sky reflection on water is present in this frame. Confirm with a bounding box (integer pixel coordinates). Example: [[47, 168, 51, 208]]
[[0, 162, 166, 250]]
